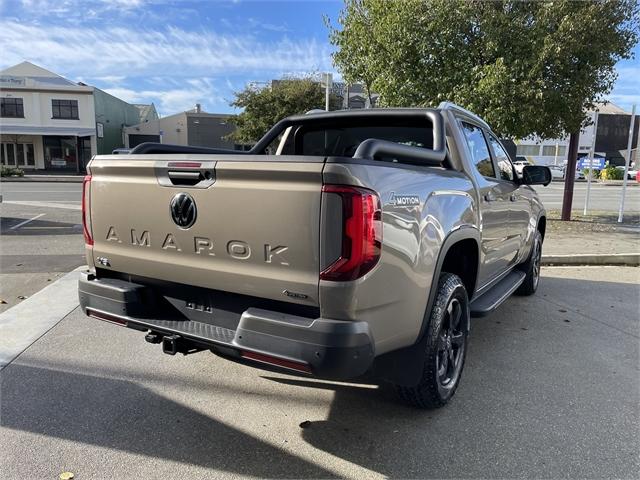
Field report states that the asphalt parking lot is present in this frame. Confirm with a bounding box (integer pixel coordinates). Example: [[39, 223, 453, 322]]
[[1, 266, 638, 479], [0, 201, 84, 313]]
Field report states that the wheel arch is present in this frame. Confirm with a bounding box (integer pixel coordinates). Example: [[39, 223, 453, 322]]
[[372, 226, 480, 386], [537, 215, 546, 241]]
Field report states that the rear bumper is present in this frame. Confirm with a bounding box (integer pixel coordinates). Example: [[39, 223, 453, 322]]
[[78, 272, 374, 379]]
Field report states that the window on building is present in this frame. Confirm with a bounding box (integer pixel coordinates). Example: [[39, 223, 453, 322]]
[[1, 97, 24, 118], [542, 145, 567, 156], [1, 143, 35, 167], [516, 144, 541, 156], [52, 99, 79, 119], [489, 135, 515, 181], [461, 122, 495, 178]]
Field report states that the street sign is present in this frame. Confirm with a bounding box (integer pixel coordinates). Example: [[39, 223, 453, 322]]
[[578, 156, 605, 170]]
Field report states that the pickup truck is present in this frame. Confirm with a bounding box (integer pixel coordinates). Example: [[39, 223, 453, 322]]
[[79, 102, 551, 408]]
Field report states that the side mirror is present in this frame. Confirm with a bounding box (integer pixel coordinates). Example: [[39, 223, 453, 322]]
[[522, 165, 552, 186]]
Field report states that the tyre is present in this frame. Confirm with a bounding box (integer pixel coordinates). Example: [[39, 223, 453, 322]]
[[515, 230, 542, 296], [396, 273, 469, 409]]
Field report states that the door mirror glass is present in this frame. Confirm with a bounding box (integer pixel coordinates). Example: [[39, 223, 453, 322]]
[[522, 165, 552, 186]]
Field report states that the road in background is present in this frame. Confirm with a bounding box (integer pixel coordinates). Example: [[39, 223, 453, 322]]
[[1, 181, 638, 212], [0, 195, 84, 312], [0, 182, 81, 205], [0, 266, 638, 479], [534, 182, 639, 212]]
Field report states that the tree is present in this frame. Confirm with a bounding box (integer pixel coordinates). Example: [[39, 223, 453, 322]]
[[328, 0, 638, 138], [328, 0, 639, 218], [229, 77, 340, 145]]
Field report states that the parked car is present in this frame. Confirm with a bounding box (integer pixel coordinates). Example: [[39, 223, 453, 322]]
[[548, 165, 564, 180], [616, 165, 638, 180], [561, 165, 583, 180], [513, 159, 530, 175], [79, 103, 551, 409]]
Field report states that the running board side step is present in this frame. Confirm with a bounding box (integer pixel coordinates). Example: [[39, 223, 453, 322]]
[[470, 270, 526, 317]]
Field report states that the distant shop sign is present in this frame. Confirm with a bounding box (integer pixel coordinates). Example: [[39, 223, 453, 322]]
[[578, 156, 606, 170], [0, 76, 26, 87]]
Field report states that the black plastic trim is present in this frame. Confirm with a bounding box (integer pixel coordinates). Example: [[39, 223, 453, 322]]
[[469, 269, 525, 317], [79, 273, 374, 380]]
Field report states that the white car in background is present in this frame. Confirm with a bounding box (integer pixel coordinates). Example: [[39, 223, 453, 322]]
[[547, 165, 564, 180], [513, 160, 530, 175], [616, 166, 638, 180]]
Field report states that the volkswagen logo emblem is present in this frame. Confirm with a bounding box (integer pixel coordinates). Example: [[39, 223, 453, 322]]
[[170, 193, 197, 229]]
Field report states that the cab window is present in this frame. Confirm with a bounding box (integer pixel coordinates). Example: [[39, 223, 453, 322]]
[[488, 135, 515, 182], [461, 122, 495, 178]]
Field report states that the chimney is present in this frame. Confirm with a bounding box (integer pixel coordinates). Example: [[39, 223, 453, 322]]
[[195, 103, 201, 113]]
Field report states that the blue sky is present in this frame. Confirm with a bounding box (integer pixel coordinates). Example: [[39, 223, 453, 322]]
[[1, 0, 638, 117]]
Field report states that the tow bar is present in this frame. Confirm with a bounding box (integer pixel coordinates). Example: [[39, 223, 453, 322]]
[[144, 332, 204, 356]]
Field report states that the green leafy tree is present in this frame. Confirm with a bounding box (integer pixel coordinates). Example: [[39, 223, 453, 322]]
[[327, 0, 639, 139], [229, 77, 340, 144]]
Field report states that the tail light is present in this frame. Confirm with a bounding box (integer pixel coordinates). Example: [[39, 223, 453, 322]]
[[82, 174, 93, 246], [320, 185, 382, 281]]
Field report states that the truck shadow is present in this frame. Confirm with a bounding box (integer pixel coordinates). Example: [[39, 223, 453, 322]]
[[263, 274, 639, 478], [0, 364, 336, 479]]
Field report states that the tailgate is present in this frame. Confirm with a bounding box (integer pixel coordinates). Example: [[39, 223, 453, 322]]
[[88, 155, 324, 307]]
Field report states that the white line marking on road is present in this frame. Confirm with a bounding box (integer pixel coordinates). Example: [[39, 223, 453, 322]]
[[9, 213, 45, 230], [3, 200, 80, 210]]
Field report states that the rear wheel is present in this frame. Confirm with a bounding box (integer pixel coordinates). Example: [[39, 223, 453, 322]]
[[516, 230, 542, 296], [396, 273, 469, 409]]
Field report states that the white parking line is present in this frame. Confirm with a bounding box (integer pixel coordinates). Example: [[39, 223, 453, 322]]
[[9, 213, 45, 230], [3, 200, 80, 210]]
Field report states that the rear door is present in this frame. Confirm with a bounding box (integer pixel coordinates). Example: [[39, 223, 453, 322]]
[[88, 154, 324, 307]]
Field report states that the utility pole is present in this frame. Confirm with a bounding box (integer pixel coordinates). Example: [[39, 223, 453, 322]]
[[561, 131, 580, 220]]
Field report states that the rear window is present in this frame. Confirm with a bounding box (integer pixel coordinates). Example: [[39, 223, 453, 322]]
[[280, 119, 434, 160]]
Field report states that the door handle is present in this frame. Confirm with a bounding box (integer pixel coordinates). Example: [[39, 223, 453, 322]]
[[484, 192, 496, 202]]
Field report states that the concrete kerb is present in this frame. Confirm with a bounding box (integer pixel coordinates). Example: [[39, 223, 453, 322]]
[[0, 267, 85, 370], [542, 253, 640, 266]]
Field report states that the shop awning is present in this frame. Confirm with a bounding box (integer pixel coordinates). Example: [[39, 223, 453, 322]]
[[0, 125, 96, 136]]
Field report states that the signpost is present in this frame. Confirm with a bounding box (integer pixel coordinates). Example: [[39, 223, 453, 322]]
[[618, 104, 637, 223], [582, 112, 599, 216], [322, 73, 333, 111]]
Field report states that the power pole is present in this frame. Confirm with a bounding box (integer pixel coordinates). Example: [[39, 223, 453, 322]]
[[561, 131, 580, 220]]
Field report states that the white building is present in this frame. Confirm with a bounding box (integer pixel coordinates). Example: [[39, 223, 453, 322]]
[[0, 62, 97, 172], [515, 103, 638, 167]]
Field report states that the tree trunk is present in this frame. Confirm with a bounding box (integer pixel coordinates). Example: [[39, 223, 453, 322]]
[[561, 130, 580, 220]]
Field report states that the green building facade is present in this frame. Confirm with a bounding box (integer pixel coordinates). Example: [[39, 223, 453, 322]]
[[93, 88, 157, 154]]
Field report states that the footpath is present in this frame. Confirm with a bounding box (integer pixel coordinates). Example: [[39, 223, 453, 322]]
[[542, 211, 639, 265]]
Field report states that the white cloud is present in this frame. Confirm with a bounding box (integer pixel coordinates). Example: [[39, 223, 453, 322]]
[[607, 65, 640, 112], [0, 21, 332, 78], [103, 78, 225, 115], [0, 19, 333, 114]]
